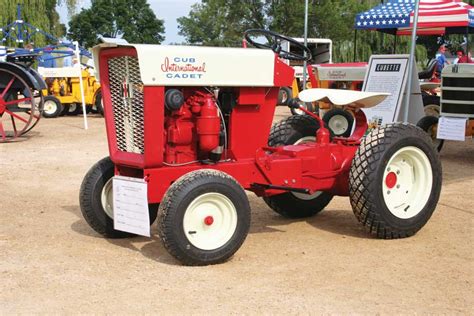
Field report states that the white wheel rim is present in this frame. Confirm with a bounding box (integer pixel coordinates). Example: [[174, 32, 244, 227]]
[[101, 178, 114, 219], [328, 114, 349, 135], [69, 104, 77, 112], [424, 104, 440, 117], [382, 146, 433, 219], [293, 136, 323, 200], [44, 100, 57, 114], [183, 192, 238, 250], [281, 90, 289, 103]]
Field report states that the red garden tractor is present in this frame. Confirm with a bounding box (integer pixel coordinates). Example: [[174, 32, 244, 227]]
[[79, 30, 442, 266]]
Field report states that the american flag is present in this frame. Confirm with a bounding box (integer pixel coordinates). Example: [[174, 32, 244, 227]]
[[355, 0, 474, 35]]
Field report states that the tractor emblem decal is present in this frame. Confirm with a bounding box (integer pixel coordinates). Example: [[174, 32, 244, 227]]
[[161, 57, 206, 79], [121, 76, 133, 100]]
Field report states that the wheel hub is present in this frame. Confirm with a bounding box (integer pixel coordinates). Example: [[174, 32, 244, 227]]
[[204, 215, 214, 226], [382, 146, 432, 219], [183, 192, 238, 250], [329, 115, 349, 135], [0, 98, 5, 113], [385, 172, 397, 189], [44, 100, 56, 113]]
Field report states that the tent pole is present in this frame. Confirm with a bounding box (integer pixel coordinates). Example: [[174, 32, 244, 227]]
[[354, 29, 358, 62], [404, 0, 420, 123], [302, 0, 309, 90]]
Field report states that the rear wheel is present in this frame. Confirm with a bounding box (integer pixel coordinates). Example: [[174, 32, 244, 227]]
[[417, 115, 444, 152], [263, 115, 333, 218], [349, 123, 442, 238], [158, 169, 251, 266], [42, 95, 63, 118], [79, 157, 158, 238]]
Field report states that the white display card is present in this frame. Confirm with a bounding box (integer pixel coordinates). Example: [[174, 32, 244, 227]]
[[113, 176, 150, 237], [362, 56, 409, 128], [437, 116, 468, 141]]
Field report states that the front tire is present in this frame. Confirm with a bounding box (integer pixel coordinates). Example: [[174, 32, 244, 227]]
[[42, 95, 63, 118], [79, 157, 158, 238], [323, 108, 354, 137], [277, 87, 292, 106], [158, 169, 251, 266], [422, 94, 440, 117], [417, 115, 444, 152], [263, 115, 333, 218], [349, 123, 442, 239]]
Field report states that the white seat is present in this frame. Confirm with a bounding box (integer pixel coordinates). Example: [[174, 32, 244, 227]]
[[298, 88, 390, 109]]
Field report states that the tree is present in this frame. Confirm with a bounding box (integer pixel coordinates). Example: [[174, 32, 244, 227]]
[[0, 0, 66, 47], [68, 0, 165, 48], [178, 0, 265, 46]]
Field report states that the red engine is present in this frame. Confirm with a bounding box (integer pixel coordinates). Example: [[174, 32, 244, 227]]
[[164, 90, 222, 164]]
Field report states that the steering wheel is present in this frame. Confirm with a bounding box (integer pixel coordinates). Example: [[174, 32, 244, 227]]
[[244, 29, 312, 61]]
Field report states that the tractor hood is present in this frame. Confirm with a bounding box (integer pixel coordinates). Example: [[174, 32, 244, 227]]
[[92, 42, 280, 87]]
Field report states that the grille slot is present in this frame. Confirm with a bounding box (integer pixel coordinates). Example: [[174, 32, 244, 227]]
[[107, 56, 145, 154]]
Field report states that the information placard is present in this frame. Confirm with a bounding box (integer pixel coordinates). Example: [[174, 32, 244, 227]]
[[112, 176, 150, 237], [437, 116, 467, 141], [362, 56, 409, 129]]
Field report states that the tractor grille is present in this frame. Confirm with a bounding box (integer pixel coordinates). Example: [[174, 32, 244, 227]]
[[107, 56, 145, 154]]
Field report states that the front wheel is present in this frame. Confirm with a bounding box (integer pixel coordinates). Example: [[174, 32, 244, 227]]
[[417, 115, 444, 152], [42, 95, 63, 118], [349, 123, 442, 238], [79, 157, 158, 238], [323, 108, 354, 137], [158, 169, 251, 266]]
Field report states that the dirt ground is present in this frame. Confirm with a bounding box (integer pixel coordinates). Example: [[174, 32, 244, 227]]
[[1, 108, 473, 314]]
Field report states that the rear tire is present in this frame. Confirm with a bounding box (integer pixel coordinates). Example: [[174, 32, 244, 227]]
[[417, 115, 444, 152], [349, 123, 442, 239], [79, 157, 158, 238], [158, 169, 251, 266], [264, 115, 333, 218]]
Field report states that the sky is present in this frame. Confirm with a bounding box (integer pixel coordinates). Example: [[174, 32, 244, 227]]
[[58, 0, 199, 44]]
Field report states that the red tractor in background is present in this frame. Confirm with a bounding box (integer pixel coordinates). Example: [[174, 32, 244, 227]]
[[79, 30, 442, 266]]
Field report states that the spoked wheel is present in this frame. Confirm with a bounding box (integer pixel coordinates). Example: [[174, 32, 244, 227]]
[[0, 69, 43, 141], [263, 115, 333, 218], [323, 108, 354, 137], [158, 169, 251, 266], [349, 123, 442, 238], [79, 156, 158, 238]]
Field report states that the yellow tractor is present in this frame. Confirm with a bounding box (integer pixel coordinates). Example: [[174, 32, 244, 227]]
[[38, 66, 102, 118]]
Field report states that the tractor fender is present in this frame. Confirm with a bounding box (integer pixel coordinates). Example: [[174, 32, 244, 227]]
[[0, 61, 45, 91], [27, 67, 47, 90]]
